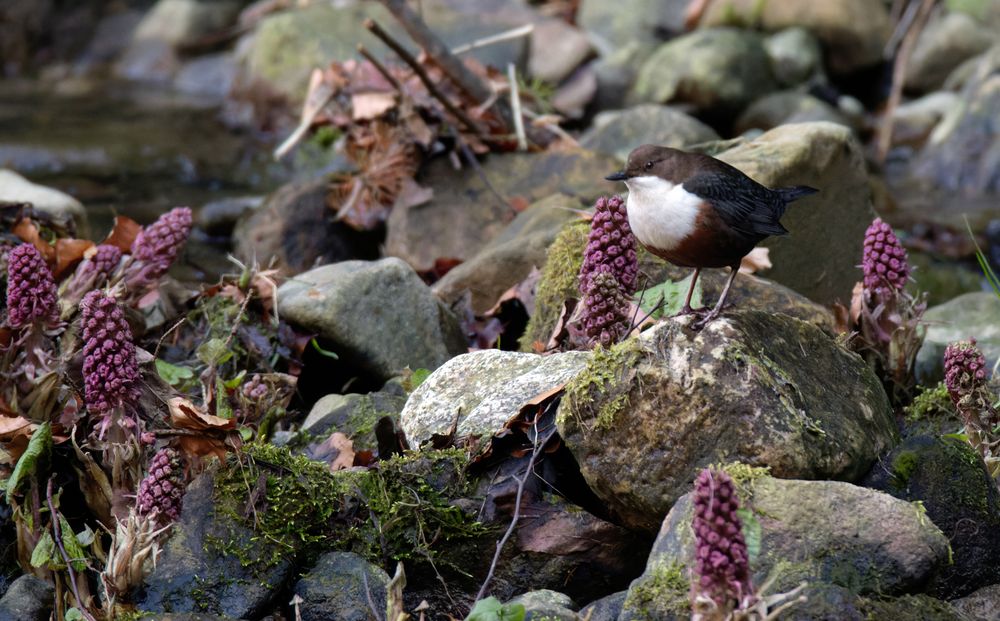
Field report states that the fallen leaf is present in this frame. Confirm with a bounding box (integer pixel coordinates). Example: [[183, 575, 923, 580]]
[[306, 432, 356, 471], [100, 216, 141, 252], [739, 246, 771, 274], [352, 92, 397, 121], [509, 196, 530, 213], [53, 238, 94, 280], [169, 397, 237, 431], [12, 219, 54, 262]]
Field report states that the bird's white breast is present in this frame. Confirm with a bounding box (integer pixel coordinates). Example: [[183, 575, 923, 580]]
[[624, 175, 702, 252]]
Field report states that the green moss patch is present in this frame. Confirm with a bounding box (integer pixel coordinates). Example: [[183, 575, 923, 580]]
[[561, 337, 644, 431], [620, 562, 690, 620], [520, 221, 589, 350], [904, 383, 955, 423]]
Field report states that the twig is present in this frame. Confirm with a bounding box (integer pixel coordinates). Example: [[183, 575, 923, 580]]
[[153, 316, 187, 360], [47, 479, 98, 621], [474, 418, 553, 603], [451, 24, 534, 55], [358, 44, 403, 91], [365, 18, 485, 136], [877, 0, 937, 163], [507, 63, 527, 151], [362, 569, 386, 621], [453, 127, 509, 210]]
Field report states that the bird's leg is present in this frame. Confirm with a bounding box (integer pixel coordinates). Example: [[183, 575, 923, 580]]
[[674, 268, 702, 316], [692, 263, 740, 329]]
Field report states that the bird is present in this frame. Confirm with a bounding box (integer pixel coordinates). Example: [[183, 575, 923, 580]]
[[606, 144, 817, 327]]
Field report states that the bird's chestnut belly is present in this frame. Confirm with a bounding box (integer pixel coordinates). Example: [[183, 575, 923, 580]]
[[642, 212, 760, 269]]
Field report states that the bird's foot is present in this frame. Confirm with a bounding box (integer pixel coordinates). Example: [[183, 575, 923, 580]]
[[689, 308, 723, 330], [672, 304, 708, 318]]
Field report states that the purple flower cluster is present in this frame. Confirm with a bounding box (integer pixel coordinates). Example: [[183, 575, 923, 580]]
[[5, 244, 58, 328], [579, 195, 638, 295], [61, 244, 124, 310], [243, 375, 268, 400], [81, 291, 141, 419], [944, 339, 987, 405], [862, 218, 909, 292], [88, 244, 124, 278], [136, 448, 184, 524], [692, 468, 753, 612], [131, 207, 192, 277], [581, 268, 630, 347]]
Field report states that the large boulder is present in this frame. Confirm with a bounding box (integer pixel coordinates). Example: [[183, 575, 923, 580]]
[[557, 311, 897, 532], [904, 11, 996, 94], [131, 0, 242, 47], [385, 149, 620, 272], [915, 291, 1000, 383], [734, 92, 852, 134], [432, 193, 580, 314], [620, 476, 951, 620], [580, 105, 720, 163], [0, 169, 88, 236], [276, 259, 467, 382], [764, 27, 823, 87], [577, 0, 689, 52], [507, 590, 577, 621], [629, 28, 776, 120], [400, 349, 589, 447], [0, 575, 53, 621], [952, 584, 1000, 621], [292, 552, 390, 621], [698, 0, 892, 74], [716, 122, 874, 306], [862, 435, 1000, 598], [232, 178, 381, 276]]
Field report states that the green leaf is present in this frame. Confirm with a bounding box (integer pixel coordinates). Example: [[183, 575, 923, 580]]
[[59, 516, 88, 571], [30, 531, 56, 569], [222, 370, 247, 390], [196, 338, 234, 367], [65, 608, 84, 621], [7, 422, 52, 503], [636, 273, 702, 320], [75, 524, 95, 547], [736, 508, 761, 563], [466, 597, 525, 621], [942, 432, 970, 442], [310, 338, 339, 360], [216, 381, 233, 420], [155, 359, 195, 386]]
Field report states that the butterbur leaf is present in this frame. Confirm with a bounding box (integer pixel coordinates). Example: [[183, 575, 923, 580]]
[[736, 508, 761, 563], [59, 515, 87, 571], [466, 597, 525, 621], [196, 338, 233, 367], [155, 359, 195, 386], [65, 609, 85, 621], [637, 273, 702, 320], [30, 531, 56, 569], [7, 422, 52, 503]]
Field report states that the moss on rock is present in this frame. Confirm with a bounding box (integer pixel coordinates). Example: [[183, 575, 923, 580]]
[[619, 562, 690, 621], [561, 336, 645, 431], [520, 221, 590, 350]]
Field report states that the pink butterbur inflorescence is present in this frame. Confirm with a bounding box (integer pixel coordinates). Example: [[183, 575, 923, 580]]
[[862, 218, 910, 293], [136, 448, 184, 524], [943, 339, 999, 461], [579, 195, 638, 295], [5, 244, 59, 329], [80, 291, 141, 433], [579, 267, 631, 347], [120, 207, 193, 302]]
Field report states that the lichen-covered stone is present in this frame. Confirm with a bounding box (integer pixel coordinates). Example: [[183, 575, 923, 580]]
[[400, 349, 589, 447], [952, 583, 1000, 621], [558, 311, 896, 532], [302, 390, 406, 449], [862, 435, 1000, 598], [580, 105, 719, 163], [507, 590, 577, 621], [292, 552, 389, 621], [643, 477, 949, 599]]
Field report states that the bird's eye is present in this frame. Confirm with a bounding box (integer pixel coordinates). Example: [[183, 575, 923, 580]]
[[644, 161, 654, 171]]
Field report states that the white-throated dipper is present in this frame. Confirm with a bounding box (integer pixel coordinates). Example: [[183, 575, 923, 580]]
[[606, 144, 817, 326]]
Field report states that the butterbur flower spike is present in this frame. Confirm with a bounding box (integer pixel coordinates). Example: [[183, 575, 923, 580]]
[[80, 291, 141, 436], [580, 268, 631, 347], [136, 448, 184, 524], [943, 339, 1000, 474], [60, 244, 124, 314], [5, 244, 59, 329], [862, 218, 910, 293], [131, 207, 193, 274], [579, 195, 638, 295]]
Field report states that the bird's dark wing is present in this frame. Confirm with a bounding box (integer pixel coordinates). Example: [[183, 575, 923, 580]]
[[682, 173, 789, 237]]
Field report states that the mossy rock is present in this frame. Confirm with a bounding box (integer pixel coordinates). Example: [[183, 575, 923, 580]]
[[856, 594, 970, 620], [557, 312, 896, 532], [302, 390, 406, 449], [618, 561, 690, 621], [861, 435, 1000, 598]]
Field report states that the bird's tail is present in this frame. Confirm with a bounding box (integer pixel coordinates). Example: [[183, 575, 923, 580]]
[[777, 185, 819, 204]]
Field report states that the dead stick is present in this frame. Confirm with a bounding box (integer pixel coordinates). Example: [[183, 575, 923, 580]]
[[364, 19, 484, 136], [47, 479, 98, 621], [357, 44, 403, 92]]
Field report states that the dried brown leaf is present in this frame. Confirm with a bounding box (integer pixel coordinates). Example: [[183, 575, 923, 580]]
[[352, 92, 397, 121], [739, 246, 772, 274], [169, 397, 237, 431], [53, 238, 95, 280], [100, 216, 141, 252], [12, 219, 54, 262]]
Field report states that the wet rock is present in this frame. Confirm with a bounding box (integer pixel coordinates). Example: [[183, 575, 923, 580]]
[[132, 0, 242, 47], [235, 0, 534, 103], [639, 476, 949, 601], [904, 11, 996, 94], [890, 92, 962, 148], [908, 250, 983, 307], [139, 615, 241, 621], [303, 390, 407, 448], [578, 0, 689, 52], [76, 10, 144, 74], [734, 91, 851, 134], [952, 583, 1000, 621], [914, 60, 1000, 195], [699, 0, 891, 74], [401, 349, 589, 447], [521, 220, 836, 351], [0, 575, 53, 621], [292, 552, 389, 621], [232, 178, 380, 276], [716, 122, 874, 306], [0, 169, 88, 236], [113, 38, 180, 83], [630, 28, 776, 120], [529, 19, 593, 84], [508, 590, 576, 621], [174, 52, 237, 99], [197, 195, 262, 237], [432, 193, 580, 314], [385, 149, 619, 272], [857, 595, 971, 620], [862, 435, 1000, 598], [764, 27, 823, 86], [137, 471, 293, 618], [551, 67, 598, 119], [579, 591, 626, 621], [916, 292, 1000, 383], [277, 258, 467, 383], [557, 311, 896, 533], [591, 42, 658, 112], [580, 105, 720, 163]]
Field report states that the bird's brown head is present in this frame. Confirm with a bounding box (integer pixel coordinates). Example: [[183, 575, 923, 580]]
[[605, 145, 695, 184]]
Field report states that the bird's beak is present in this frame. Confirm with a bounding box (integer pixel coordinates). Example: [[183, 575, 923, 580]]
[[605, 171, 628, 181]]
